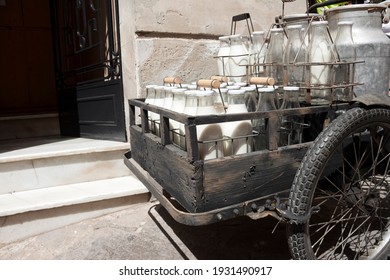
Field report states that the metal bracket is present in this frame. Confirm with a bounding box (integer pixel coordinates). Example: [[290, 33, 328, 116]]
[[277, 206, 321, 224]]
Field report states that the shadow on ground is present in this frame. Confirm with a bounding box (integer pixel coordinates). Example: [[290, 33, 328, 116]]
[[148, 204, 291, 260]]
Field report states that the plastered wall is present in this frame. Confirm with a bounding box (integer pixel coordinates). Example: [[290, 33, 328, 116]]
[[118, 0, 306, 138], [119, 0, 306, 98]]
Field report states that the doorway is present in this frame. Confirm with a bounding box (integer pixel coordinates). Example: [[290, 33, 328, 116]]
[[0, 0, 126, 142], [0, 0, 57, 117]]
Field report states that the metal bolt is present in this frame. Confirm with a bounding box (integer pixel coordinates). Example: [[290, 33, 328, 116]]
[[216, 213, 223, 220], [251, 203, 258, 212]]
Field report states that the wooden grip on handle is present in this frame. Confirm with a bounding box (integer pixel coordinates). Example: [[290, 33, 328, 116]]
[[197, 79, 221, 89], [210, 76, 229, 83], [249, 77, 275, 86], [163, 76, 182, 84]]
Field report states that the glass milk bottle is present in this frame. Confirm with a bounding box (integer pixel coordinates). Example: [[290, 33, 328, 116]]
[[145, 84, 157, 103], [217, 35, 231, 77], [241, 85, 258, 112], [169, 88, 187, 148], [145, 85, 157, 129], [194, 90, 224, 160], [150, 85, 166, 136], [253, 87, 278, 151], [307, 21, 336, 105], [250, 31, 266, 75], [279, 86, 304, 146], [213, 88, 228, 114], [265, 28, 285, 86], [333, 21, 356, 102], [284, 25, 306, 88], [223, 89, 253, 156], [228, 34, 249, 83], [163, 86, 174, 110]]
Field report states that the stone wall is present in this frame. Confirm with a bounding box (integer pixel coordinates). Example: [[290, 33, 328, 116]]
[[118, 0, 306, 138], [119, 0, 306, 98]]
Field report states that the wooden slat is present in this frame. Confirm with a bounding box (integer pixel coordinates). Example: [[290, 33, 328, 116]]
[[130, 125, 205, 212], [202, 145, 309, 211]]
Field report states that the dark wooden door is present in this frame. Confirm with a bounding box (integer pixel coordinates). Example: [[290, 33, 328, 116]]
[[51, 0, 126, 141], [0, 0, 57, 117]]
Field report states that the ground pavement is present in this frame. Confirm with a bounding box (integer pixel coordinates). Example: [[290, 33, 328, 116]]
[[0, 201, 291, 260]]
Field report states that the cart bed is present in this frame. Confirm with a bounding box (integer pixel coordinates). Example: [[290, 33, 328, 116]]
[[125, 98, 351, 224]]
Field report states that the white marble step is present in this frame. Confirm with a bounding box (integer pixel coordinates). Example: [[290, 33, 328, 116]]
[[0, 176, 148, 217], [0, 136, 129, 163], [0, 137, 133, 194]]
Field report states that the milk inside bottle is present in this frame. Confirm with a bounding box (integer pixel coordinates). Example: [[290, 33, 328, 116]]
[[223, 89, 253, 156], [186, 90, 223, 160], [150, 85, 166, 136], [170, 88, 187, 148], [145, 85, 157, 130]]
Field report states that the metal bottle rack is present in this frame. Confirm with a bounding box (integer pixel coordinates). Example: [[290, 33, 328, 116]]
[[217, 12, 364, 105]]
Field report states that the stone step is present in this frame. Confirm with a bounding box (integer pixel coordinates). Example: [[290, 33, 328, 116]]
[[0, 136, 133, 194], [0, 176, 149, 244], [0, 136, 150, 244], [0, 176, 147, 217], [0, 114, 60, 141]]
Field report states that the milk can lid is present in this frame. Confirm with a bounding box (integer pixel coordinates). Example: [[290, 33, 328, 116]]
[[287, 24, 303, 30], [252, 31, 265, 36]]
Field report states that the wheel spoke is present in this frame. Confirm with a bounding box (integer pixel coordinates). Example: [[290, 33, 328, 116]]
[[288, 108, 390, 259]]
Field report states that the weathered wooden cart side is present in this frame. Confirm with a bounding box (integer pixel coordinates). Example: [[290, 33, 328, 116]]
[[125, 98, 352, 225]]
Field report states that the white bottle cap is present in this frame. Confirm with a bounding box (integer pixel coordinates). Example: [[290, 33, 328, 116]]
[[284, 86, 300, 91], [258, 87, 275, 92], [146, 84, 158, 89], [228, 89, 246, 95], [172, 88, 187, 93], [196, 90, 214, 97], [227, 85, 241, 90]]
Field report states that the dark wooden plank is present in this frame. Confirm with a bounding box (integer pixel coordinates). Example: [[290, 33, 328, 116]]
[[130, 125, 205, 212], [202, 144, 309, 211]]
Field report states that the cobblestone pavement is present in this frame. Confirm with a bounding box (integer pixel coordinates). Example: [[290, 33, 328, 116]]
[[0, 201, 291, 260]]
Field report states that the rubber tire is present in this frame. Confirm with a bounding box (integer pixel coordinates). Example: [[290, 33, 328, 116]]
[[287, 107, 390, 260]]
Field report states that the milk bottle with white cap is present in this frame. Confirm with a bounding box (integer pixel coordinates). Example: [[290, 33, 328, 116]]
[[183, 90, 223, 160], [223, 89, 253, 156]]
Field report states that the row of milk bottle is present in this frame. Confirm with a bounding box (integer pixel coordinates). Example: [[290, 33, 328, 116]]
[[217, 20, 357, 105], [144, 81, 304, 160]]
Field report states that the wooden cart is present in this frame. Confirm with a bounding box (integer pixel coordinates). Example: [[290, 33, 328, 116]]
[[125, 89, 390, 260], [124, 0, 390, 260]]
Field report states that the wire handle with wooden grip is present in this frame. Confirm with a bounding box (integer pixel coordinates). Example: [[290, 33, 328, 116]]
[[249, 77, 275, 86], [210, 76, 229, 83], [163, 76, 182, 85], [197, 79, 221, 89]]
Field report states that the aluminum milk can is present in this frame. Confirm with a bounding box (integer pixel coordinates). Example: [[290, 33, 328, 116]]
[[325, 4, 390, 99]]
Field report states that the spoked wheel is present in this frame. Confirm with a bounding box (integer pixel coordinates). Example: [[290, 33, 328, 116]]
[[287, 107, 390, 260]]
